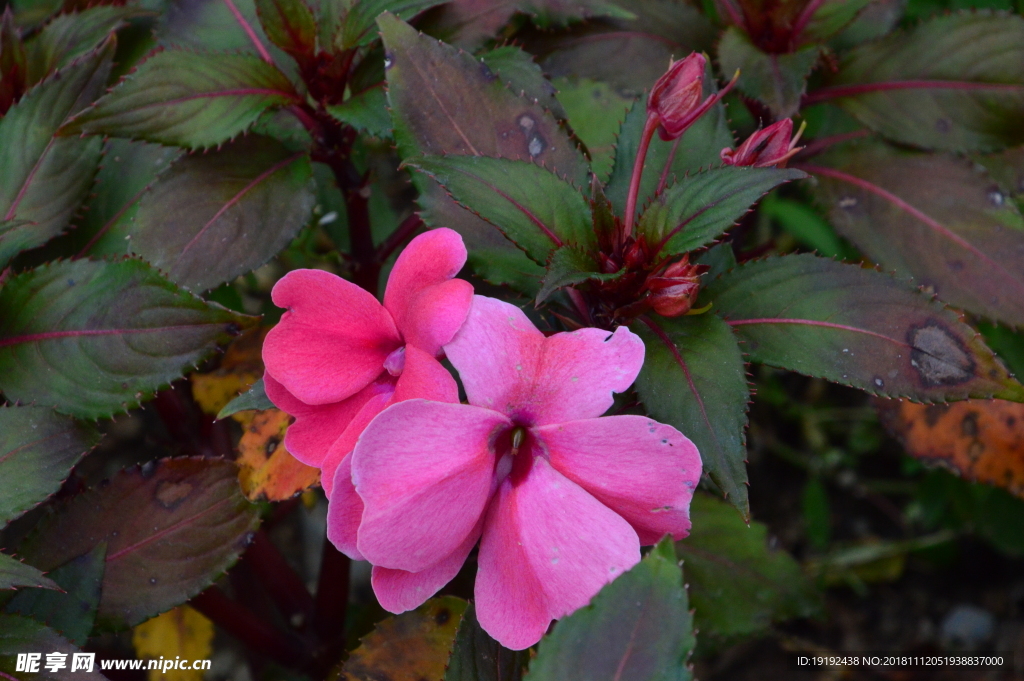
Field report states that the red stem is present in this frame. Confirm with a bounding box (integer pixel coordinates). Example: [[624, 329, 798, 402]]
[[312, 537, 350, 644], [191, 587, 306, 666], [623, 113, 660, 242], [376, 212, 424, 262], [718, 0, 746, 29], [247, 530, 316, 627], [790, 0, 826, 45]]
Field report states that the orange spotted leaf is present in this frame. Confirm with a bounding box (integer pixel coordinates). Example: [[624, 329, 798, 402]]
[[191, 328, 267, 418], [236, 409, 319, 501], [879, 399, 1024, 498], [335, 596, 467, 681]]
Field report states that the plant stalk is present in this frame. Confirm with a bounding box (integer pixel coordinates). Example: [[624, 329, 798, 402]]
[[623, 113, 661, 243]]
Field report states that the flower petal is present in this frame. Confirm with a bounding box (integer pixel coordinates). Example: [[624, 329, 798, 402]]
[[536, 416, 701, 544], [319, 384, 394, 497], [353, 400, 509, 572], [371, 521, 482, 614], [445, 296, 645, 425], [317, 347, 457, 497], [475, 456, 640, 650], [263, 269, 400, 405], [384, 228, 472, 356], [265, 372, 380, 468], [326, 454, 365, 560], [392, 345, 460, 403]]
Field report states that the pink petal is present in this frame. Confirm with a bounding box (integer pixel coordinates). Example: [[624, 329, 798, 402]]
[[318, 346, 458, 497], [384, 228, 473, 356], [352, 400, 510, 572], [445, 296, 645, 425], [263, 269, 400, 405], [265, 372, 380, 468], [536, 416, 701, 544], [326, 454, 365, 560], [319, 384, 394, 497], [371, 521, 482, 614], [475, 456, 640, 650], [392, 344, 459, 403]]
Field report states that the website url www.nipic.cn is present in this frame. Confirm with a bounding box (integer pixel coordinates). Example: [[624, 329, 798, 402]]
[[15, 653, 212, 674]]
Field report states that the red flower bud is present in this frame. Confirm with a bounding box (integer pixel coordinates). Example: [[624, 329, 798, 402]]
[[721, 119, 805, 168], [645, 256, 708, 317], [649, 54, 738, 141]]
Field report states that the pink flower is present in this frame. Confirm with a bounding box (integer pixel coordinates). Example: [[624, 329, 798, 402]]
[[342, 295, 702, 649], [721, 118, 804, 168], [262, 228, 473, 559]]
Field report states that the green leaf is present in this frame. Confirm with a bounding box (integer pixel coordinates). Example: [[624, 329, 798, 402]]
[[0, 405, 100, 526], [61, 50, 300, 149], [802, 478, 831, 551], [707, 254, 1024, 402], [379, 13, 588, 287], [157, 0, 272, 54], [326, 85, 393, 139], [0, 615, 107, 681], [759, 194, 853, 260], [537, 245, 620, 303], [4, 544, 105, 645], [218, 377, 274, 419], [426, 0, 634, 50], [129, 135, 315, 292], [528, 539, 694, 681], [341, 0, 448, 48], [0, 554, 59, 592], [466, 247, 545, 295], [605, 77, 734, 224], [0, 258, 256, 420], [805, 142, 1024, 327], [68, 138, 181, 257], [633, 314, 751, 519], [25, 6, 149, 84], [534, 0, 714, 98], [0, 39, 113, 268], [479, 45, 567, 121], [444, 604, 526, 681], [409, 155, 594, 264], [816, 12, 1024, 152], [974, 145, 1024, 201], [639, 166, 805, 257], [18, 458, 261, 631], [255, 0, 317, 58], [677, 493, 822, 641], [801, 0, 874, 42], [554, 77, 634, 183], [718, 27, 820, 118]]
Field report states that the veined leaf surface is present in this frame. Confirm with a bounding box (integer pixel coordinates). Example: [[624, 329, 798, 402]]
[[707, 254, 1024, 402]]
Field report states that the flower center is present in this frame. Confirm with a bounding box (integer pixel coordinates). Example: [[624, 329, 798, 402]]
[[509, 426, 526, 457], [383, 346, 406, 376]]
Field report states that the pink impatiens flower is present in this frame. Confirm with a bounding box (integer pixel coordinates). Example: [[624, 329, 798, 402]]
[[261, 228, 473, 559], [342, 295, 702, 650]]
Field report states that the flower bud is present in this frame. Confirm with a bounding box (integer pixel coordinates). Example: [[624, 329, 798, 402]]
[[649, 54, 738, 141], [645, 256, 708, 317], [721, 119, 804, 168]]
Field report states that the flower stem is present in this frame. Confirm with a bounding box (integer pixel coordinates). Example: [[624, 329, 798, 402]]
[[376, 212, 424, 262], [191, 587, 306, 666], [623, 113, 660, 242], [312, 537, 350, 643]]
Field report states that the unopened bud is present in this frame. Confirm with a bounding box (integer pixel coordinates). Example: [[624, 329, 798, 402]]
[[645, 256, 708, 317], [721, 119, 805, 168], [649, 54, 738, 141]]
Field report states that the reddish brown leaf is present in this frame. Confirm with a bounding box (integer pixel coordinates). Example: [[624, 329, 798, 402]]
[[879, 399, 1024, 499], [18, 458, 260, 630]]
